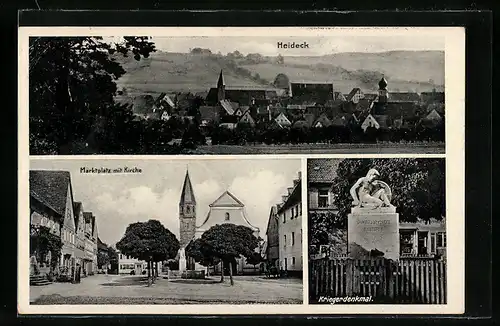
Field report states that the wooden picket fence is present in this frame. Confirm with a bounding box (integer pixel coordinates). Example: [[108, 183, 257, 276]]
[[310, 257, 446, 304]]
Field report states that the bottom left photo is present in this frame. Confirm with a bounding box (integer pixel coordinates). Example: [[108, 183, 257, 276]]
[[26, 158, 303, 305]]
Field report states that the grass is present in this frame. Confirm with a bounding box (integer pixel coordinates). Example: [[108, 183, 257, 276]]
[[115, 50, 444, 96]]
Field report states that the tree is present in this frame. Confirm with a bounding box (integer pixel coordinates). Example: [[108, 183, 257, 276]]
[[196, 224, 260, 286], [186, 238, 221, 276], [331, 158, 446, 226], [30, 225, 63, 271], [276, 54, 284, 64], [273, 73, 290, 89], [29, 36, 156, 154], [116, 219, 180, 286], [245, 252, 264, 273]]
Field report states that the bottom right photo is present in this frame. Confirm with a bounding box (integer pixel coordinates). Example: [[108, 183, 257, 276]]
[[307, 158, 446, 304]]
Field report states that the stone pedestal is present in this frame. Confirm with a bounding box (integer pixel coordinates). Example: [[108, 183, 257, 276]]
[[347, 206, 400, 261]]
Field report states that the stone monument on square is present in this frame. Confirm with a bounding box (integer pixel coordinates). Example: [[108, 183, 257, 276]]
[[347, 168, 400, 261], [178, 247, 187, 272]]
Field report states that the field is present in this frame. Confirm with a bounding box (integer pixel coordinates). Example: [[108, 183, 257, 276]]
[[115, 50, 444, 97], [191, 142, 445, 154]]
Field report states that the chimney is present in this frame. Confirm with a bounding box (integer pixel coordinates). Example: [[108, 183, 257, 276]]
[[282, 195, 288, 203], [287, 187, 294, 195], [293, 179, 299, 186], [298, 171, 301, 179]]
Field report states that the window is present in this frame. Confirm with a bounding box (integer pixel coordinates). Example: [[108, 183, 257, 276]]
[[120, 254, 123, 259], [225, 212, 230, 221], [291, 232, 295, 246], [299, 204, 302, 216], [290, 207, 294, 220], [283, 235, 287, 247], [318, 189, 329, 208], [437, 232, 446, 247], [430, 233, 436, 253], [295, 205, 299, 217], [292, 257, 296, 265], [300, 229, 302, 243], [186, 206, 190, 214], [282, 211, 286, 223]]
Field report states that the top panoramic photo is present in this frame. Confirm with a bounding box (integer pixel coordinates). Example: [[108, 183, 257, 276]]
[[24, 27, 457, 155]]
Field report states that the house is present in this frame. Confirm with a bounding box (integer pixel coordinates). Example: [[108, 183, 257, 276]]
[[307, 159, 340, 210], [205, 70, 279, 106], [116, 250, 148, 275], [312, 113, 333, 128], [199, 106, 220, 126], [330, 115, 349, 127], [400, 218, 446, 258], [73, 202, 87, 277], [420, 91, 445, 104], [361, 114, 381, 132], [420, 109, 444, 128], [82, 212, 98, 276], [30, 170, 77, 274], [219, 99, 238, 116], [346, 88, 364, 104], [238, 110, 256, 127], [289, 81, 335, 104], [277, 172, 302, 276], [264, 206, 280, 268], [160, 110, 171, 121], [274, 112, 292, 128], [219, 115, 239, 129]]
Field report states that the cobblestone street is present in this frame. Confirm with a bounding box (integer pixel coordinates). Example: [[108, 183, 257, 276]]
[[30, 274, 303, 304]]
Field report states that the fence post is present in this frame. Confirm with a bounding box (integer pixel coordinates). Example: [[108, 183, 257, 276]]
[[345, 259, 353, 296]]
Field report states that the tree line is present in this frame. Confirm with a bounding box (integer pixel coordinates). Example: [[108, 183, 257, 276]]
[[209, 122, 445, 146]]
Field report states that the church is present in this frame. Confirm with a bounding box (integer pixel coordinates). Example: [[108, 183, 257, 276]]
[[178, 169, 261, 275]]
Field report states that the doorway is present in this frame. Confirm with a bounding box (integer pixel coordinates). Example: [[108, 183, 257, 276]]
[[417, 231, 428, 255]]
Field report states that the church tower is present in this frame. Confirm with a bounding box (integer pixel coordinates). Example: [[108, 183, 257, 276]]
[[217, 69, 226, 102], [179, 169, 196, 248], [378, 76, 389, 103]]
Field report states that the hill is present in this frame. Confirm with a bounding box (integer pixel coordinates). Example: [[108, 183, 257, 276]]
[[114, 50, 444, 97]]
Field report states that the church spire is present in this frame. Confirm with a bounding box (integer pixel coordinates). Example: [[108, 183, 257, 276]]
[[217, 69, 225, 87], [179, 169, 196, 206]]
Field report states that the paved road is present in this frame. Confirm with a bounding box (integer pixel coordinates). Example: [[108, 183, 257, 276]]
[[30, 274, 303, 304]]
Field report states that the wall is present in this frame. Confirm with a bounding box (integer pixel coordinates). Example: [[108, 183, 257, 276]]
[[279, 203, 302, 272]]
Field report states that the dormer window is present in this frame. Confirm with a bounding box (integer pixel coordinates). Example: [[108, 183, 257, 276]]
[[225, 212, 230, 221]]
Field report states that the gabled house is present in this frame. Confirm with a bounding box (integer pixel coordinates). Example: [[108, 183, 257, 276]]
[[238, 110, 256, 127], [313, 113, 333, 128], [361, 114, 381, 132], [199, 106, 220, 126], [420, 109, 444, 128], [265, 206, 280, 268], [346, 88, 364, 104], [274, 112, 292, 128], [160, 110, 171, 121], [29, 170, 77, 272]]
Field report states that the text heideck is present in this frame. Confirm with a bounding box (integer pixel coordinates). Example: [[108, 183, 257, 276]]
[[277, 41, 309, 49]]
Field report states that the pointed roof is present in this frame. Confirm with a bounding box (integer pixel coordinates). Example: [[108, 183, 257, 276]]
[[378, 76, 388, 90], [179, 170, 196, 206], [209, 190, 244, 207], [30, 170, 73, 218], [217, 70, 225, 87]]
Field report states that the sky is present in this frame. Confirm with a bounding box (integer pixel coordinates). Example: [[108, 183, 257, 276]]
[[30, 158, 301, 247], [102, 33, 445, 57], [148, 35, 445, 56]]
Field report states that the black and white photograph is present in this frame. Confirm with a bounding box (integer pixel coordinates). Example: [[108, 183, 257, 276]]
[[27, 158, 303, 305], [26, 28, 448, 155], [307, 158, 447, 304]]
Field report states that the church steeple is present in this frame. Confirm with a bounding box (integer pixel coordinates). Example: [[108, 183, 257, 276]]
[[179, 169, 196, 249], [378, 75, 389, 103], [179, 169, 196, 206], [217, 70, 226, 101]]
